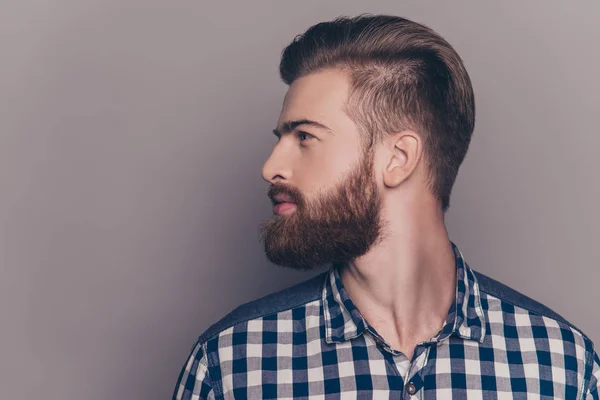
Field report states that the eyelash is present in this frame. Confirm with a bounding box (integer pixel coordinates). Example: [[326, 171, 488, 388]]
[[275, 131, 314, 142], [296, 131, 314, 142]]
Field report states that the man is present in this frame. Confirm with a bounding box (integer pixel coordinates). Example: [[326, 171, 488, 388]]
[[173, 14, 599, 399]]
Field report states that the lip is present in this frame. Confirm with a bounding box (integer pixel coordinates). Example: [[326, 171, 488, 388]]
[[272, 193, 295, 205], [273, 202, 297, 215]]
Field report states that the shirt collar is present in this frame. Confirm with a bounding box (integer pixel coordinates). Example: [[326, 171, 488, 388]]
[[322, 240, 487, 346]]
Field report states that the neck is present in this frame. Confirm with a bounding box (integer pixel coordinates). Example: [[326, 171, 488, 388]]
[[339, 199, 456, 357]]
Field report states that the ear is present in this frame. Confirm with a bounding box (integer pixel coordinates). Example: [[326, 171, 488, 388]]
[[382, 131, 422, 188]]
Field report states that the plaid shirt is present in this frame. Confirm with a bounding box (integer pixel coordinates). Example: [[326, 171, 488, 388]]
[[173, 241, 599, 399]]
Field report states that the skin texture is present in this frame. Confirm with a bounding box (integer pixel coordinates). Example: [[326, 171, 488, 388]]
[[259, 67, 457, 361]]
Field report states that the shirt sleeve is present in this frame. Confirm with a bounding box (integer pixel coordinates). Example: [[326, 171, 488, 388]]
[[585, 349, 600, 400], [172, 339, 215, 400]]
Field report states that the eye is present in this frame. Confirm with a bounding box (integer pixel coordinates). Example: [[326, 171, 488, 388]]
[[297, 131, 314, 142]]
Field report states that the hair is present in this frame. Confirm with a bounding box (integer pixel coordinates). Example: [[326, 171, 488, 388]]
[[279, 14, 475, 214]]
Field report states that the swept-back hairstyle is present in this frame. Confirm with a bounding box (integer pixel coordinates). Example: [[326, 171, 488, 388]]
[[279, 14, 475, 213]]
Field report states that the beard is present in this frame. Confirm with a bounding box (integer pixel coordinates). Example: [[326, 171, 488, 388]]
[[258, 145, 390, 271]]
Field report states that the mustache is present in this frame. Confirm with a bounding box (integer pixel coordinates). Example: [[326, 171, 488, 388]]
[[268, 183, 301, 204]]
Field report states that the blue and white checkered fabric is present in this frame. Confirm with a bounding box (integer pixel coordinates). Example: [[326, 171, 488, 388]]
[[173, 241, 599, 399]]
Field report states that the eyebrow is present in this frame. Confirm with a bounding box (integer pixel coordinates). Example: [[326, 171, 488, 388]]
[[272, 119, 334, 137]]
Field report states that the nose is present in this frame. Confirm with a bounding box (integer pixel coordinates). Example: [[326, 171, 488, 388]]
[[261, 145, 293, 184]]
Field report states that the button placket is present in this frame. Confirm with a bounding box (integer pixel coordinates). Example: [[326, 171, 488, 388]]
[[405, 381, 417, 396], [392, 353, 411, 385], [403, 345, 431, 397]]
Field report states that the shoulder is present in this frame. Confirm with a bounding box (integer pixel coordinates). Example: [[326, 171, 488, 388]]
[[473, 269, 598, 392], [173, 271, 328, 399], [473, 269, 596, 357], [473, 269, 579, 327], [196, 270, 328, 345]]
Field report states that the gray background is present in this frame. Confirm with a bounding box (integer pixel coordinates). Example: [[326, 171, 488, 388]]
[[1, 1, 598, 399]]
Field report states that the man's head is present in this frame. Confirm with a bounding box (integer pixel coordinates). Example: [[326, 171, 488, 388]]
[[259, 14, 475, 270]]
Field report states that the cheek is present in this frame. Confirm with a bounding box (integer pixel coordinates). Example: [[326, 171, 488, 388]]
[[301, 158, 336, 190], [296, 142, 359, 195], [307, 149, 350, 178]]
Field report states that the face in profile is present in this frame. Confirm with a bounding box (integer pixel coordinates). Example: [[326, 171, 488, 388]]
[[259, 69, 389, 271]]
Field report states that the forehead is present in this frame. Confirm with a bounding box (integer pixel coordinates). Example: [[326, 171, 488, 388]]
[[278, 68, 352, 129]]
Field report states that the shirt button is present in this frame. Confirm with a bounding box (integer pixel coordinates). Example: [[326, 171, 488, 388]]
[[405, 382, 417, 395]]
